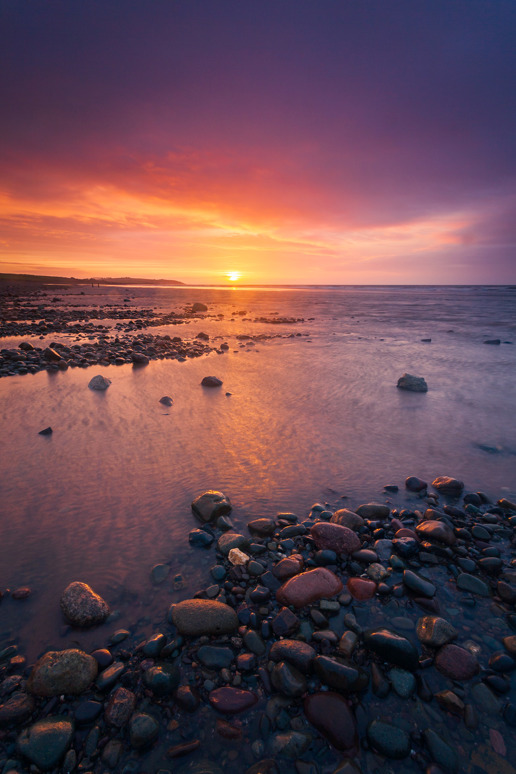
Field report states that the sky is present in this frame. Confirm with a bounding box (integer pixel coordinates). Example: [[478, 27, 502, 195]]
[[1, 0, 516, 284]]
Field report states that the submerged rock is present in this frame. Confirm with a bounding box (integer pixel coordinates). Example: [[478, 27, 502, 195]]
[[208, 687, 257, 714], [60, 581, 110, 627], [431, 476, 464, 496], [364, 629, 419, 670], [397, 373, 428, 392], [17, 716, 73, 770], [201, 376, 223, 387], [304, 692, 358, 754], [416, 616, 457, 647], [367, 719, 411, 759], [435, 644, 479, 680], [28, 649, 97, 696], [159, 395, 173, 406]]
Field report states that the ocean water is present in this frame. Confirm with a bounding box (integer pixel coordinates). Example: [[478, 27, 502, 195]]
[[1, 284, 516, 660]]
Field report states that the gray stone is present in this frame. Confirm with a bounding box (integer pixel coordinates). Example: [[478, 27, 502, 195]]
[[60, 581, 110, 627], [171, 599, 238, 636], [270, 661, 307, 697], [431, 476, 464, 497], [269, 640, 316, 672], [456, 573, 490, 597], [129, 712, 159, 748], [217, 532, 249, 556], [143, 664, 180, 695], [88, 374, 111, 390], [403, 569, 435, 597], [423, 729, 458, 773], [416, 616, 457, 647], [397, 373, 428, 392], [201, 376, 223, 387], [355, 503, 390, 520], [367, 719, 410, 759], [197, 646, 234, 670], [17, 717, 73, 770], [191, 491, 232, 523], [28, 649, 97, 696], [389, 667, 415, 698], [364, 629, 419, 670]]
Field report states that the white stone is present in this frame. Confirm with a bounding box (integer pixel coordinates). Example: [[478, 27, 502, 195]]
[[228, 548, 249, 566]]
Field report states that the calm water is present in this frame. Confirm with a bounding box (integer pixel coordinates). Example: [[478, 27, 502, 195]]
[[1, 285, 516, 659]]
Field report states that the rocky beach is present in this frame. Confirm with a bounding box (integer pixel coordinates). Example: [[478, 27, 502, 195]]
[[1, 282, 516, 773]]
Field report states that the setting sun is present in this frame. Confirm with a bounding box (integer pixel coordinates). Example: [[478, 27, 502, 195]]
[[226, 271, 242, 282]]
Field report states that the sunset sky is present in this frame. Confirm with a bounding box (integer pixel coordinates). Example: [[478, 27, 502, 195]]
[[1, 1, 515, 284]]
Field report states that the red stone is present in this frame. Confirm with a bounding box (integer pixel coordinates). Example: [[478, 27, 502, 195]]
[[394, 528, 419, 540], [12, 587, 31, 600], [273, 554, 304, 580], [435, 644, 479, 681], [208, 687, 257, 714], [310, 522, 360, 554], [347, 577, 376, 600], [276, 568, 343, 609], [304, 692, 358, 754]]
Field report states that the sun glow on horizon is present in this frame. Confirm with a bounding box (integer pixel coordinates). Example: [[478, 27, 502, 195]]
[[226, 271, 242, 282]]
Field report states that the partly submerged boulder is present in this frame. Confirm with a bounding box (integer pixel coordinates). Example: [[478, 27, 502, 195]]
[[397, 373, 428, 392], [60, 581, 110, 627]]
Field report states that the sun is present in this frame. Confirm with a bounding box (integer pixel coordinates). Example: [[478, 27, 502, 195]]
[[226, 271, 242, 282]]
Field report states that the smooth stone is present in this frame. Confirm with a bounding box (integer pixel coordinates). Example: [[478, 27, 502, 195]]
[[272, 607, 300, 636], [330, 509, 364, 531], [28, 649, 97, 696], [434, 690, 465, 715], [150, 564, 170, 583], [415, 520, 456, 546], [60, 581, 110, 627], [248, 518, 276, 536], [159, 395, 173, 406], [88, 374, 111, 390], [74, 700, 102, 725], [197, 646, 234, 670], [131, 352, 149, 365], [502, 635, 516, 656], [373, 538, 393, 561], [456, 573, 489, 596], [208, 687, 257, 714], [310, 522, 360, 554], [243, 629, 266, 656], [338, 631, 358, 657], [366, 563, 389, 582], [270, 661, 307, 697], [489, 651, 516, 672], [0, 693, 35, 727], [423, 729, 458, 773], [364, 629, 419, 670], [389, 667, 415, 698], [17, 717, 73, 770], [416, 616, 457, 647], [91, 647, 113, 667], [201, 376, 223, 387], [269, 731, 312, 758], [392, 537, 419, 558], [347, 577, 376, 600], [406, 476, 427, 492], [191, 491, 232, 523], [269, 640, 316, 672], [273, 554, 304, 579], [355, 503, 390, 520], [367, 719, 410, 759], [143, 663, 180, 695], [171, 599, 238, 636], [129, 712, 159, 748], [304, 692, 358, 754], [403, 569, 435, 597], [435, 644, 479, 680], [431, 477, 464, 497], [276, 568, 343, 608], [397, 373, 428, 392], [104, 687, 135, 727], [189, 529, 214, 548], [314, 656, 367, 693], [217, 532, 249, 555], [38, 426, 52, 436], [95, 661, 125, 690]]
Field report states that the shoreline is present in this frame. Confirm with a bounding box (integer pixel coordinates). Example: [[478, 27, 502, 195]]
[[1, 481, 516, 773]]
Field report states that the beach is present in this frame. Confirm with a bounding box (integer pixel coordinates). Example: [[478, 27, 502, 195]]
[[1, 283, 516, 773]]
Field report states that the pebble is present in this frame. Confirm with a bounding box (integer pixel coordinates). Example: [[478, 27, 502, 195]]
[[269, 640, 316, 672], [276, 568, 343, 608], [104, 687, 135, 726], [423, 728, 458, 773], [431, 476, 464, 497], [416, 616, 457, 647], [364, 629, 419, 670], [304, 692, 358, 754], [310, 522, 360, 553], [347, 577, 376, 600], [171, 599, 239, 636], [456, 573, 490, 596], [435, 644, 479, 680], [129, 712, 159, 748], [330, 509, 364, 531], [88, 374, 111, 390], [208, 687, 257, 714], [366, 719, 411, 759]]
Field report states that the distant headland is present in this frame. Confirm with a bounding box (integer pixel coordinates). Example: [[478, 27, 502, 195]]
[[0, 273, 185, 286]]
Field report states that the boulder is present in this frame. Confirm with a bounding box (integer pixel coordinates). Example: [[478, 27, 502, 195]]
[[28, 649, 98, 696], [192, 491, 232, 523], [304, 692, 358, 754], [355, 503, 390, 520], [431, 476, 464, 497], [201, 376, 223, 387], [17, 717, 73, 770], [171, 599, 238, 636], [310, 522, 360, 554], [397, 373, 428, 392], [88, 374, 111, 390], [276, 567, 343, 608], [330, 509, 364, 531], [60, 581, 110, 627]]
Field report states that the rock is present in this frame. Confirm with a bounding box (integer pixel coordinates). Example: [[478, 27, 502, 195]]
[[17, 717, 73, 770], [310, 522, 360, 554], [304, 692, 358, 754], [171, 599, 238, 636], [502, 635, 516, 656], [415, 520, 456, 546], [484, 338, 501, 345], [248, 518, 276, 536], [355, 503, 390, 520], [347, 577, 376, 600], [416, 616, 457, 647], [217, 532, 249, 555], [270, 661, 307, 697], [11, 587, 31, 599], [330, 509, 364, 531], [150, 563, 170, 583], [38, 427, 53, 436], [43, 347, 63, 362], [423, 729, 458, 772], [129, 712, 159, 748], [209, 687, 257, 713], [60, 581, 110, 627], [271, 607, 299, 636], [0, 693, 35, 727], [88, 374, 111, 390], [367, 720, 410, 759], [159, 395, 173, 406], [131, 352, 149, 365], [229, 548, 250, 565], [197, 646, 234, 670], [403, 569, 435, 597], [434, 690, 464, 715], [405, 476, 427, 491], [364, 629, 419, 670], [431, 476, 464, 497], [397, 373, 428, 392], [192, 303, 208, 312], [314, 656, 367, 693], [389, 667, 415, 698], [276, 567, 343, 608], [269, 640, 316, 672], [95, 661, 125, 690], [189, 529, 214, 548], [104, 687, 135, 727], [28, 649, 97, 696], [201, 376, 223, 387], [456, 573, 490, 597], [273, 554, 304, 579], [192, 491, 232, 523], [435, 644, 479, 680], [269, 731, 312, 758]]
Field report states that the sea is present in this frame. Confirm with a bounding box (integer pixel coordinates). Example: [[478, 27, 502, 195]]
[[0, 284, 515, 660]]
